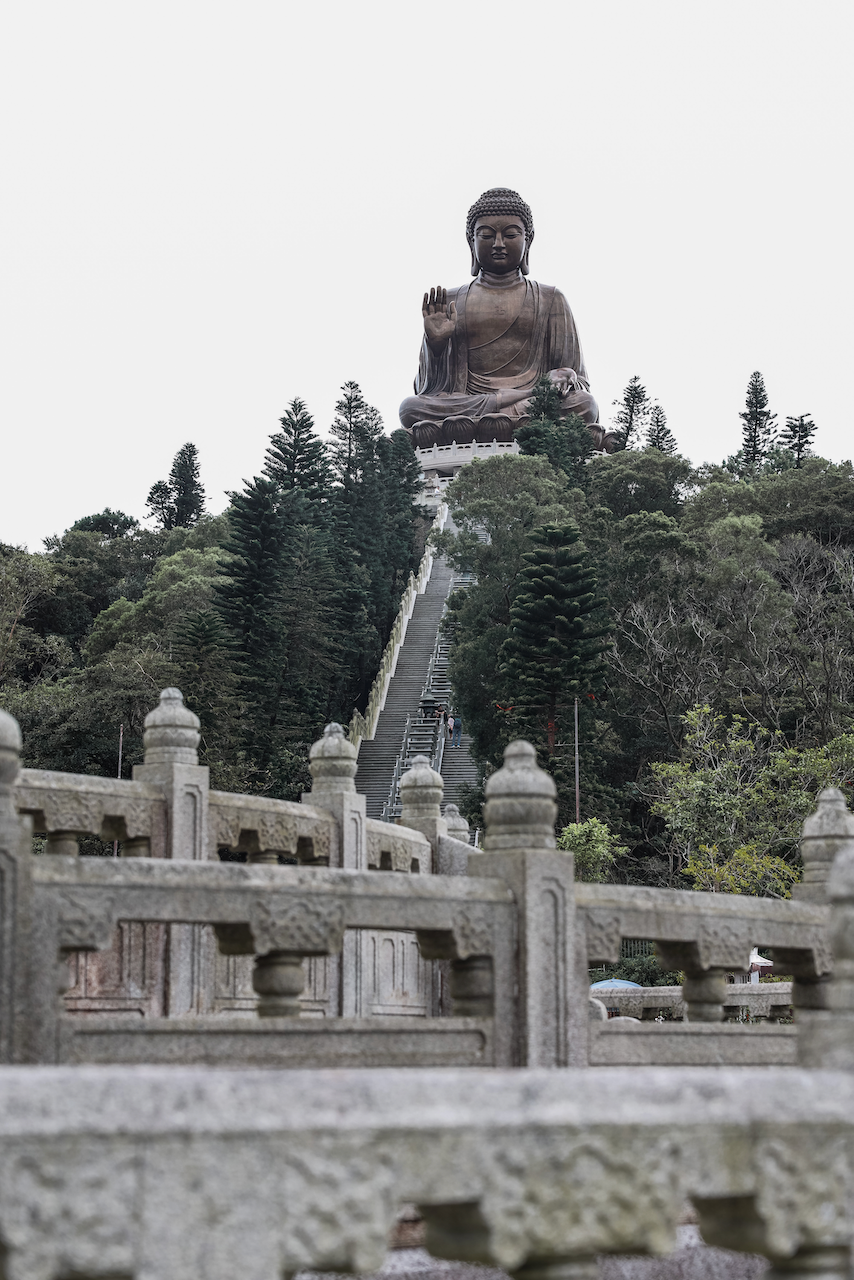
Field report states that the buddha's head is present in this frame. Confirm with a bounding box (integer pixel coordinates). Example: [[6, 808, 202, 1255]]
[[466, 188, 534, 278]]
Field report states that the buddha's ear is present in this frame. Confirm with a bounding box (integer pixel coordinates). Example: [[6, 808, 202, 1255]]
[[521, 243, 531, 276], [470, 246, 479, 277]]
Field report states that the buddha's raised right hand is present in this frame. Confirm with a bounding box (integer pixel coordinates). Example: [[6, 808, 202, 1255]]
[[423, 286, 457, 349]]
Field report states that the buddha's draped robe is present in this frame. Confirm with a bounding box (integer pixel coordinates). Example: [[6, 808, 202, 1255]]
[[399, 278, 600, 448]]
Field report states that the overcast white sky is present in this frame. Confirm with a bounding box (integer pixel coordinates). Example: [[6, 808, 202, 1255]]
[[2, 2, 852, 551]]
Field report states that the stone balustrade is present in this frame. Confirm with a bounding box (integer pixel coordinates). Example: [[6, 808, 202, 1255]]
[[5, 701, 854, 1276], [591, 982, 794, 1023], [0, 1063, 852, 1280], [0, 691, 849, 1073], [578, 882, 828, 1025]]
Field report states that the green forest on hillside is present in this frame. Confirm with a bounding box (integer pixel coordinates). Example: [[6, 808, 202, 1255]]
[[436, 376, 854, 894], [2, 369, 852, 895], [0, 383, 422, 800]]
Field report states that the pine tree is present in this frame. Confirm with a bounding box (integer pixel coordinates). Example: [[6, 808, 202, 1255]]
[[739, 372, 778, 470], [372, 429, 423, 635], [516, 378, 593, 487], [526, 377, 564, 423], [264, 398, 331, 508], [328, 384, 420, 661], [145, 480, 176, 530], [500, 523, 608, 753], [173, 609, 240, 756], [781, 413, 817, 468], [611, 376, 650, 450], [214, 477, 295, 767], [146, 443, 205, 529], [170, 444, 205, 527], [329, 381, 383, 490], [645, 404, 678, 455]]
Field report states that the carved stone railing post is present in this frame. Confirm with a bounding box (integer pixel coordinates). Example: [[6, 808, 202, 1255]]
[[800, 791, 854, 1067], [399, 755, 446, 867], [133, 688, 209, 1016], [795, 788, 854, 902], [304, 724, 364, 1017], [0, 708, 32, 1063], [133, 688, 208, 861], [444, 803, 470, 843], [303, 724, 364, 871], [468, 740, 588, 1067], [787, 788, 854, 1043]]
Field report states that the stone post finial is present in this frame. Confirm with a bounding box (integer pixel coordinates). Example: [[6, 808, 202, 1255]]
[[143, 688, 201, 765], [796, 787, 854, 902], [398, 756, 445, 861], [443, 803, 470, 842], [0, 709, 22, 807], [309, 723, 358, 794], [400, 755, 444, 822], [483, 740, 557, 854]]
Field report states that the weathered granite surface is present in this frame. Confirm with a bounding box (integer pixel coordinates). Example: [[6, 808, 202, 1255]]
[[0, 1065, 848, 1280]]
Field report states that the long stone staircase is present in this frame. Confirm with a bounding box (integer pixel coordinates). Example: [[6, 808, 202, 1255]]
[[355, 558, 453, 819], [420, 576, 479, 815], [354, 559, 480, 824]]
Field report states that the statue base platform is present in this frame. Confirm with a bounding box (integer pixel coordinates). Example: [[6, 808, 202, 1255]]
[[415, 438, 521, 507], [407, 413, 518, 449]]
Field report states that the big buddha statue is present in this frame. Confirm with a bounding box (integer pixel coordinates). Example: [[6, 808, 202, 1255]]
[[399, 188, 615, 453]]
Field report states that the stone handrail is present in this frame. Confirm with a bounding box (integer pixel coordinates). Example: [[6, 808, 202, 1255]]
[[16, 768, 168, 856], [207, 791, 335, 863], [577, 880, 828, 1023], [4, 728, 854, 1275], [23, 857, 515, 1066], [0, 1063, 851, 1280], [591, 982, 794, 1021], [348, 501, 447, 750]]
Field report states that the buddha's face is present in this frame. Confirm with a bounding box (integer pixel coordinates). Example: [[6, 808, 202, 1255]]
[[473, 215, 527, 275]]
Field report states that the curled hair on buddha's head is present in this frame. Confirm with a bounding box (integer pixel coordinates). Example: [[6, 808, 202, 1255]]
[[466, 188, 534, 276]]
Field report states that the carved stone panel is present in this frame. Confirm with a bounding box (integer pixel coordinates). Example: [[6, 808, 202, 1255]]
[[57, 890, 118, 952], [250, 898, 345, 956], [362, 931, 431, 1017], [584, 913, 622, 965], [65, 923, 167, 1017]]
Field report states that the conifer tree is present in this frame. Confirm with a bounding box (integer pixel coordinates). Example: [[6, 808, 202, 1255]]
[[145, 481, 176, 530], [173, 609, 240, 753], [527, 377, 564, 423], [329, 381, 383, 489], [739, 372, 778, 470], [214, 477, 296, 768], [645, 404, 678, 455], [611, 376, 650, 450], [146, 443, 205, 529], [171, 444, 206, 527], [373, 429, 424, 631], [500, 522, 608, 753], [327, 383, 421, 660], [515, 378, 593, 487], [781, 413, 816, 468], [264, 398, 331, 508]]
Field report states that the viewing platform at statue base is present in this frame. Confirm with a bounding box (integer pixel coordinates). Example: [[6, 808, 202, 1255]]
[[416, 439, 520, 505]]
